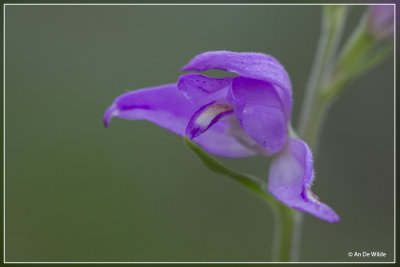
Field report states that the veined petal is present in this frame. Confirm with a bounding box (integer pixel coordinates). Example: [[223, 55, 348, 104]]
[[181, 51, 292, 118], [227, 77, 287, 154], [104, 83, 255, 158], [268, 138, 340, 223], [186, 100, 234, 139], [178, 73, 232, 103], [181, 51, 290, 91]]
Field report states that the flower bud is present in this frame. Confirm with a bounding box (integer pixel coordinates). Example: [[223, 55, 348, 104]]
[[367, 5, 394, 40]]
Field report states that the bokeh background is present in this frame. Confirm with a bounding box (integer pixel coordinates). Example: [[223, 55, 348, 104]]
[[5, 4, 394, 262]]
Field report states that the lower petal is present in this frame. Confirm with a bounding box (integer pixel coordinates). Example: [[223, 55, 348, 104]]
[[104, 84, 198, 135], [268, 138, 340, 223], [194, 121, 257, 158]]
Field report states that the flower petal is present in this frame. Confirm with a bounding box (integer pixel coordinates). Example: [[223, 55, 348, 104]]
[[181, 51, 292, 119], [104, 83, 255, 158], [104, 83, 197, 134], [186, 100, 234, 139], [178, 73, 232, 103], [227, 77, 287, 154], [268, 138, 340, 223]]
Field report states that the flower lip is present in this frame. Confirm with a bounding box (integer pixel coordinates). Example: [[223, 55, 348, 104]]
[[186, 101, 234, 139], [268, 138, 340, 223]]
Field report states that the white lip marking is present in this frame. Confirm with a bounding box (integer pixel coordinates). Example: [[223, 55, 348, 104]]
[[195, 103, 233, 127], [306, 188, 321, 204]]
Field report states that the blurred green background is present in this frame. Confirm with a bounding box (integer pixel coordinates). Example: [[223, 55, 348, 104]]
[[5, 5, 394, 262]]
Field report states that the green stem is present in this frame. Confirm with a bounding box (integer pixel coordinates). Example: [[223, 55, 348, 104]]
[[298, 6, 348, 147], [333, 12, 374, 78], [324, 26, 392, 100], [277, 6, 348, 262], [271, 203, 296, 262]]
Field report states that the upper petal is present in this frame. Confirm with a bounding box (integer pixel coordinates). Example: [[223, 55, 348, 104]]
[[268, 138, 340, 223], [181, 51, 292, 118], [104, 83, 255, 158], [227, 77, 287, 155]]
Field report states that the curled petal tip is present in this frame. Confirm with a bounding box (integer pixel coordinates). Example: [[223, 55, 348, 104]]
[[320, 209, 341, 224], [180, 65, 190, 72], [331, 214, 341, 224], [103, 105, 118, 128], [181, 63, 200, 72], [304, 189, 341, 223]]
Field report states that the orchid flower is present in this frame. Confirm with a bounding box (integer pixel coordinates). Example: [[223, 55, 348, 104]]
[[104, 51, 340, 223]]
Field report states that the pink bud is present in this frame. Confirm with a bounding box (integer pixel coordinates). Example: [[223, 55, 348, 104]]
[[367, 5, 394, 40]]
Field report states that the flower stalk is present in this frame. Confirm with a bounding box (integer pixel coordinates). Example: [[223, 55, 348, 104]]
[[271, 202, 296, 261], [285, 4, 393, 262]]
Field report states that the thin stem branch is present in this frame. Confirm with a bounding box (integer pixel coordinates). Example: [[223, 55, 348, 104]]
[[297, 6, 348, 147]]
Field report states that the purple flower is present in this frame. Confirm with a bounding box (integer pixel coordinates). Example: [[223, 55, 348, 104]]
[[104, 51, 340, 223], [367, 5, 394, 40]]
